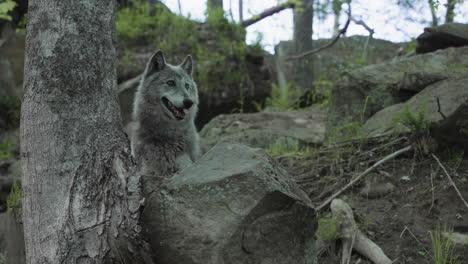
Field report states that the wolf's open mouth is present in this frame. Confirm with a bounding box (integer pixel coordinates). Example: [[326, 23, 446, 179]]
[[162, 97, 186, 120]]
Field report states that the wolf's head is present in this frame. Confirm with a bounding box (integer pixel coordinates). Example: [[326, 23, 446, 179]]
[[135, 50, 198, 124]]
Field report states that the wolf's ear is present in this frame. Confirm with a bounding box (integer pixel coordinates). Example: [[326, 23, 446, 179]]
[[180, 55, 193, 75], [146, 50, 166, 75]]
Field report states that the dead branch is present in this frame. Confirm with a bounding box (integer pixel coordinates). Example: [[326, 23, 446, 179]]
[[331, 199, 392, 264], [285, 3, 352, 61], [241, 2, 295, 28], [350, 16, 374, 61], [436, 97, 447, 120], [118, 74, 142, 94], [316, 145, 412, 211], [432, 153, 468, 209]]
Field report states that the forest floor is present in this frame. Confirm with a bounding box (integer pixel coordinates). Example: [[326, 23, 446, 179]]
[[276, 134, 468, 264]]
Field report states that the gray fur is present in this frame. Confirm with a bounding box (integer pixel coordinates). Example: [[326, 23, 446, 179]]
[[131, 50, 201, 178]]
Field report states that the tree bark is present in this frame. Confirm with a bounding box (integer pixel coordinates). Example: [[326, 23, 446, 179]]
[[445, 0, 455, 23], [293, 0, 314, 93], [21, 0, 152, 263]]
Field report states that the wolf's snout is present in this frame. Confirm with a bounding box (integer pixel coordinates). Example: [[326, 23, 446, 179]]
[[183, 99, 194, 109]]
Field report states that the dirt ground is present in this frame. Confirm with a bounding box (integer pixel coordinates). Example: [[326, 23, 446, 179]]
[[276, 136, 468, 264]]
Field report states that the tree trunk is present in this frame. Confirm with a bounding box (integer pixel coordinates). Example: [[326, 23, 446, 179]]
[[428, 0, 438, 26], [21, 0, 152, 263], [445, 0, 455, 23], [332, 0, 342, 36], [207, 0, 223, 11], [239, 0, 243, 22], [293, 0, 314, 93]]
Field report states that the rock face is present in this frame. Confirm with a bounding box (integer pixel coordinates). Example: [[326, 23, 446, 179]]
[[0, 29, 25, 98], [327, 46, 468, 133], [200, 108, 327, 151], [416, 23, 468, 54], [142, 142, 317, 264], [274, 36, 405, 93], [363, 77, 468, 138]]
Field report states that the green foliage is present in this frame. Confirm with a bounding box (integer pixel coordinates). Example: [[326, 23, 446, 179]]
[[264, 83, 301, 111], [429, 225, 460, 264], [15, 13, 28, 34], [311, 75, 334, 107], [328, 96, 370, 144], [7, 179, 21, 214], [316, 217, 342, 241], [0, 96, 21, 129], [0, 139, 13, 162], [392, 101, 430, 133], [0, 0, 16, 21], [121, 49, 135, 66], [116, 1, 248, 94], [266, 137, 305, 157]]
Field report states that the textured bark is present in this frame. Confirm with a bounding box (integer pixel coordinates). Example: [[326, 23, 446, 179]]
[[21, 0, 152, 263], [293, 0, 314, 93]]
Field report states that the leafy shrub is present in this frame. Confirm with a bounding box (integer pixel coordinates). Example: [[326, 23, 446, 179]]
[[263, 83, 301, 111], [0, 139, 13, 162], [0, 0, 16, 21], [0, 96, 21, 129], [116, 2, 249, 94], [7, 179, 21, 214], [392, 101, 430, 133]]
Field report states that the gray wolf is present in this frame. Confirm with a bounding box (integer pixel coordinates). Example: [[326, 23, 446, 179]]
[[131, 50, 201, 178]]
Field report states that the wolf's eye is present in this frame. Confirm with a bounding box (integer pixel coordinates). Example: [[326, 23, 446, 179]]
[[166, 80, 176, 86], [185, 83, 190, 90]]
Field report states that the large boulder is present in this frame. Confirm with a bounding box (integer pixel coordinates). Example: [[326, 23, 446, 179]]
[[327, 46, 468, 133], [416, 23, 468, 54], [363, 77, 468, 148], [142, 142, 317, 264], [200, 108, 327, 150]]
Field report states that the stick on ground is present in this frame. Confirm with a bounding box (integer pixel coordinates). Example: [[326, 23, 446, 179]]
[[432, 153, 468, 210], [316, 145, 412, 211]]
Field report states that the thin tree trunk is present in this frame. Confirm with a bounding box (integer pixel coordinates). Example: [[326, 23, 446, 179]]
[[428, 0, 439, 26], [239, 0, 243, 22], [178, 0, 183, 15], [21, 0, 152, 263], [293, 0, 314, 93], [207, 0, 223, 11], [332, 0, 342, 36], [445, 0, 455, 23]]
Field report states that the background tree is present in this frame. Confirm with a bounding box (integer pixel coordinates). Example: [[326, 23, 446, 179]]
[[21, 0, 152, 262], [207, 0, 223, 11], [293, 0, 314, 93]]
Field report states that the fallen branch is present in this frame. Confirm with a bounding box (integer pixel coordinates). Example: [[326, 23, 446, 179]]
[[316, 145, 412, 211], [241, 2, 295, 28], [331, 199, 392, 264], [285, 3, 351, 61], [118, 74, 142, 94], [432, 153, 468, 210]]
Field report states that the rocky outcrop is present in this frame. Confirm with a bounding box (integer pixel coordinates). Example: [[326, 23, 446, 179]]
[[416, 23, 468, 54], [200, 108, 327, 151], [274, 36, 405, 94], [327, 46, 468, 133], [142, 142, 317, 264], [363, 77, 468, 138]]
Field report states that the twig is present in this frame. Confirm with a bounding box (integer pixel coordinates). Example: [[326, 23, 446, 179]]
[[285, 3, 352, 61], [400, 226, 431, 256], [432, 153, 468, 209], [350, 16, 374, 62], [428, 166, 435, 214], [436, 97, 446, 120], [316, 145, 412, 211]]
